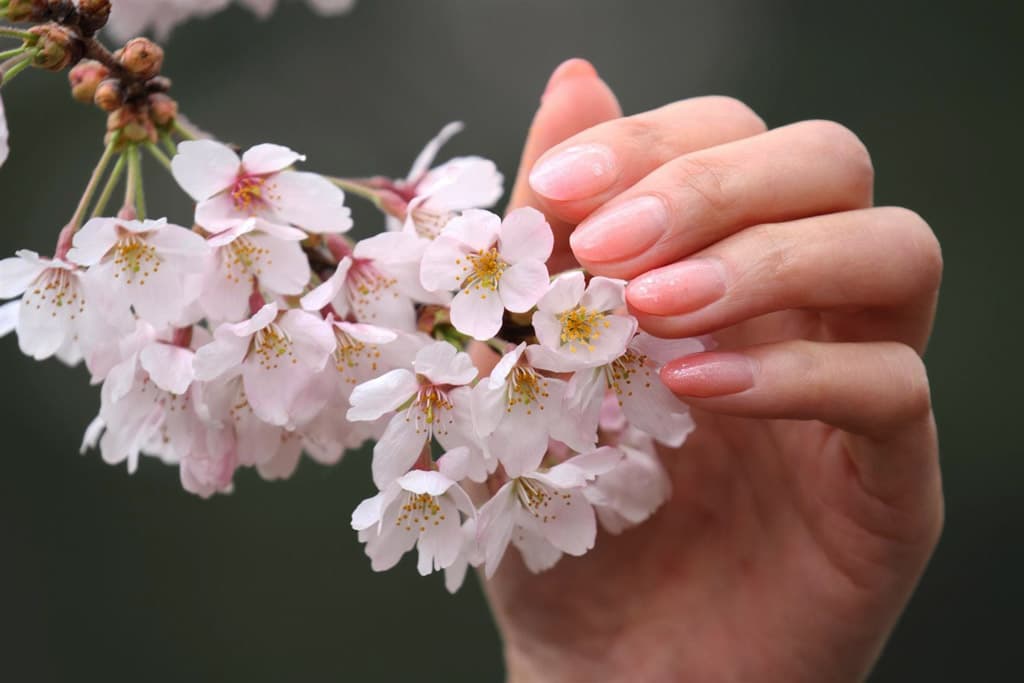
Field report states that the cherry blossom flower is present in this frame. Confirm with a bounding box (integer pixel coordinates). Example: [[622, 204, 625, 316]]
[[347, 341, 478, 488], [420, 208, 553, 340], [172, 140, 352, 235], [301, 252, 420, 331], [471, 342, 579, 477], [442, 517, 481, 593], [200, 218, 311, 322], [192, 303, 335, 428], [352, 464, 476, 575], [0, 250, 86, 361], [585, 429, 673, 535], [564, 332, 704, 448], [66, 217, 209, 329], [478, 447, 622, 577], [529, 271, 638, 371], [386, 122, 503, 239]]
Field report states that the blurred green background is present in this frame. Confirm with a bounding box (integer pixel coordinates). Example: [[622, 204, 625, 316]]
[[1, 0, 1020, 680]]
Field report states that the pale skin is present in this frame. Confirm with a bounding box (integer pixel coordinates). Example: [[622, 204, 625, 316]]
[[482, 59, 944, 683]]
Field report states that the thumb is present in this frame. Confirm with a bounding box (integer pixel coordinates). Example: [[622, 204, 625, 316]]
[[507, 59, 623, 272]]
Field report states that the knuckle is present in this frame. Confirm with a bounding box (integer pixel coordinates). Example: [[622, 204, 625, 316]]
[[799, 119, 875, 195], [666, 155, 731, 214], [743, 223, 799, 287], [698, 95, 767, 134]]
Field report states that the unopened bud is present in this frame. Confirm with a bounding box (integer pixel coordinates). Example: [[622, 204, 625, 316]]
[[148, 93, 178, 127], [93, 78, 123, 112], [76, 0, 111, 34], [119, 38, 164, 80], [5, 0, 46, 23], [108, 108, 156, 144], [29, 24, 81, 71], [68, 59, 109, 103]]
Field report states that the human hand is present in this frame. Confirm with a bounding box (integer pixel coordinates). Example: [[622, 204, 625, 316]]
[[486, 60, 944, 683]]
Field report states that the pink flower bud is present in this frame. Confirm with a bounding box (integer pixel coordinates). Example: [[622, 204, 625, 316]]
[[68, 59, 109, 103]]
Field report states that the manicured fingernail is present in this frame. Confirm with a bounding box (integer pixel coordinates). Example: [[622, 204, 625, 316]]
[[627, 258, 728, 316], [529, 143, 619, 201], [569, 195, 666, 262], [661, 353, 757, 398], [543, 58, 598, 98]]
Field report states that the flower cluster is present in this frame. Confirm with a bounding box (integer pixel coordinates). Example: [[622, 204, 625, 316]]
[[0, 1, 705, 590]]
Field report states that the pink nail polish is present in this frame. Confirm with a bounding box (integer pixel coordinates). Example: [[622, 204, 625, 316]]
[[569, 195, 667, 262], [627, 259, 727, 316], [661, 353, 757, 398], [529, 144, 618, 201]]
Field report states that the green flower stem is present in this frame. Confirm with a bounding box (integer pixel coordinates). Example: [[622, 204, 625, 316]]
[[0, 45, 25, 60], [160, 133, 177, 157], [91, 151, 127, 219], [172, 120, 200, 141], [0, 27, 35, 41], [0, 52, 31, 85], [69, 136, 121, 230], [326, 176, 381, 206], [125, 145, 146, 219], [144, 142, 173, 172]]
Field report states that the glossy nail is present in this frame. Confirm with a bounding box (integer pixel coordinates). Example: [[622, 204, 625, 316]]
[[661, 352, 757, 398], [529, 144, 619, 201], [569, 195, 667, 262], [627, 258, 727, 316]]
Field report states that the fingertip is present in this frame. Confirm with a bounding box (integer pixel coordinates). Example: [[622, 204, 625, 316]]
[[543, 58, 599, 98]]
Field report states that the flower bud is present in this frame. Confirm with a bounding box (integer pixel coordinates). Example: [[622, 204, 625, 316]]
[[93, 78, 123, 112], [5, 0, 46, 23], [148, 93, 178, 127], [119, 38, 164, 80], [29, 24, 81, 71], [108, 108, 157, 144], [76, 0, 111, 34], [68, 59, 109, 103]]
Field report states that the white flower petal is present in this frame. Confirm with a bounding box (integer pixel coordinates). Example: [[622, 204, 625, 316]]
[[195, 193, 246, 233], [0, 299, 18, 336], [407, 121, 464, 181], [536, 270, 585, 313], [581, 276, 627, 312], [139, 343, 194, 395], [192, 334, 249, 381], [479, 483, 517, 578], [499, 207, 553, 264], [440, 209, 501, 251], [269, 170, 352, 234], [299, 261, 347, 312], [0, 253, 46, 298], [398, 469, 456, 497], [171, 139, 240, 201], [449, 288, 504, 341], [530, 487, 596, 556], [347, 369, 418, 422], [241, 143, 305, 175], [413, 341, 477, 386], [279, 309, 334, 369], [419, 235, 469, 292], [371, 412, 428, 488], [66, 218, 119, 266], [498, 260, 549, 313]]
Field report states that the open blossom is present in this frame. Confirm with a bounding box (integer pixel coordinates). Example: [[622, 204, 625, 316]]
[[352, 465, 476, 575], [347, 341, 478, 488], [585, 429, 673, 535], [67, 217, 209, 329], [193, 303, 335, 428], [471, 342, 583, 477], [420, 208, 553, 340], [0, 250, 86, 362], [200, 218, 311, 322], [529, 271, 638, 371], [301, 251, 421, 331], [478, 447, 623, 577], [387, 122, 504, 238], [564, 332, 704, 448], [172, 140, 352, 235]]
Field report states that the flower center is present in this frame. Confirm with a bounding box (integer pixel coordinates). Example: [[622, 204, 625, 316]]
[[333, 329, 380, 384], [23, 268, 83, 318], [395, 492, 447, 532], [410, 206, 454, 238], [515, 478, 572, 523], [604, 350, 654, 404], [405, 384, 456, 439], [346, 259, 398, 321], [112, 234, 160, 285], [223, 236, 270, 283], [458, 247, 507, 293], [231, 175, 268, 213], [252, 323, 295, 370], [557, 305, 609, 352], [506, 366, 549, 414]]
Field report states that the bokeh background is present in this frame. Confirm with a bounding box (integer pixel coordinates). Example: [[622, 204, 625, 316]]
[[1, 0, 1020, 680]]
